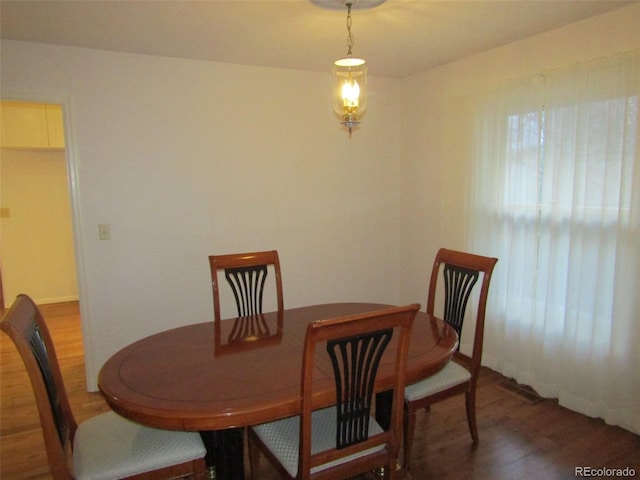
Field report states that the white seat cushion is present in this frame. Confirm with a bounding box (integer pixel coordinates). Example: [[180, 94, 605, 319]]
[[73, 411, 206, 480], [404, 361, 471, 402], [251, 406, 385, 477]]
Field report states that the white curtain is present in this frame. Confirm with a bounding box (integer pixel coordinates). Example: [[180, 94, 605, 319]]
[[468, 51, 640, 434]]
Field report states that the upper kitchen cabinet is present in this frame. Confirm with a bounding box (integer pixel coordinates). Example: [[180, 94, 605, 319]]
[[0, 101, 65, 149]]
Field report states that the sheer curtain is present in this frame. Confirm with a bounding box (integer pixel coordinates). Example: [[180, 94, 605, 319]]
[[469, 51, 640, 434]]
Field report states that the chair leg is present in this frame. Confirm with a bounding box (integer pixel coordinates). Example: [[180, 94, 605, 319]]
[[465, 389, 479, 444], [385, 459, 395, 480], [402, 405, 417, 473]]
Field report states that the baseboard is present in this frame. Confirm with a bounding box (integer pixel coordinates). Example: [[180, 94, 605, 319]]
[[36, 295, 79, 305]]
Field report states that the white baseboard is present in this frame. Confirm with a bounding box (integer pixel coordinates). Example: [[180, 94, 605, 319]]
[[36, 295, 79, 305]]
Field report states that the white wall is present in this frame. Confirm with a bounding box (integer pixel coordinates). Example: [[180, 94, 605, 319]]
[[397, 4, 640, 314], [0, 43, 402, 388]]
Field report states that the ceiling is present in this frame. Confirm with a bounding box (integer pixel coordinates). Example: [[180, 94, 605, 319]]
[[1, 0, 636, 78]]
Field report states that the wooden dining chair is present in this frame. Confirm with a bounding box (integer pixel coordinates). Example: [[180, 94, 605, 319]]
[[403, 248, 497, 472], [248, 304, 420, 480], [208, 250, 284, 323], [0, 294, 207, 480], [207, 250, 284, 475]]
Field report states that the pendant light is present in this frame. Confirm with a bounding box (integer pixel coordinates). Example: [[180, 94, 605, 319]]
[[332, 2, 367, 136]]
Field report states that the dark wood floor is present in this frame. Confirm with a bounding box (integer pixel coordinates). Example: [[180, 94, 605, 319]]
[[1, 301, 638, 480]]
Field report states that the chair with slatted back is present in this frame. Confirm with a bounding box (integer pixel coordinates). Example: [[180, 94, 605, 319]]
[[248, 304, 419, 480], [0, 294, 207, 480], [403, 248, 497, 472], [208, 250, 284, 324], [207, 250, 284, 475]]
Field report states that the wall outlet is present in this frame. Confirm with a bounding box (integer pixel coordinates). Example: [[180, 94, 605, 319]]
[[98, 223, 111, 240]]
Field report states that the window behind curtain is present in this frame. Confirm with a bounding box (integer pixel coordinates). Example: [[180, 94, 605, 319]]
[[503, 96, 637, 337], [469, 51, 640, 434]]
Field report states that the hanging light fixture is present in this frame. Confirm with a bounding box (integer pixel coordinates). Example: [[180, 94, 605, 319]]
[[332, 2, 367, 136]]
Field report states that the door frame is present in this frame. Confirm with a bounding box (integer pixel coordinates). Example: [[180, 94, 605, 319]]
[[0, 93, 93, 379]]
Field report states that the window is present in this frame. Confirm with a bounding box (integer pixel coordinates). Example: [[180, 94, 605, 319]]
[[501, 96, 637, 334]]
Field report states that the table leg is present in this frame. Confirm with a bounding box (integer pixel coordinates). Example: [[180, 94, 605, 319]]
[[199, 428, 245, 480], [375, 389, 393, 430]]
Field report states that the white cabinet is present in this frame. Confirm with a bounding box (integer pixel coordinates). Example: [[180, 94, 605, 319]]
[[0, 101, 65, 149]]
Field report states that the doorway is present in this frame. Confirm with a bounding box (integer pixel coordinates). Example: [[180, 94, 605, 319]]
[[0, 100, 79, 307]]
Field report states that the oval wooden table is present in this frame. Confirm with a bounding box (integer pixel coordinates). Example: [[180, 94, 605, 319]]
[[98, 303, 458, 479]]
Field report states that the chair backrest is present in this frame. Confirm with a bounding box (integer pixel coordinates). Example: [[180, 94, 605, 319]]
[[299, 304, 419, 478], [426, 248, 498, 372], [1, 294, 76, 480], [209, 250, 283, 322]]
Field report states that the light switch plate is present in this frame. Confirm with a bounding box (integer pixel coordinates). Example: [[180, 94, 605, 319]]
[[98, 223, 111, 240]]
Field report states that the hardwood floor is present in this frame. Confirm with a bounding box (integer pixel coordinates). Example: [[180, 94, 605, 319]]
[[1, 301, 638, 480]]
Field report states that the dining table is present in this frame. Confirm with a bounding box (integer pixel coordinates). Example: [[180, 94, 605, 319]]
[[98, 302, 459, 480]]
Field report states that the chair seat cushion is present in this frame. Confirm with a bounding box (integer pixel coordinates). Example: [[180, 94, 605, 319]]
[[251, 406, 385, 477], [73, 411, 206, 480], [405, 361, 471, 402]]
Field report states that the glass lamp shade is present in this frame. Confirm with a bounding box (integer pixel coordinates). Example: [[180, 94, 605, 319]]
[[333, 56, 367, 129]]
